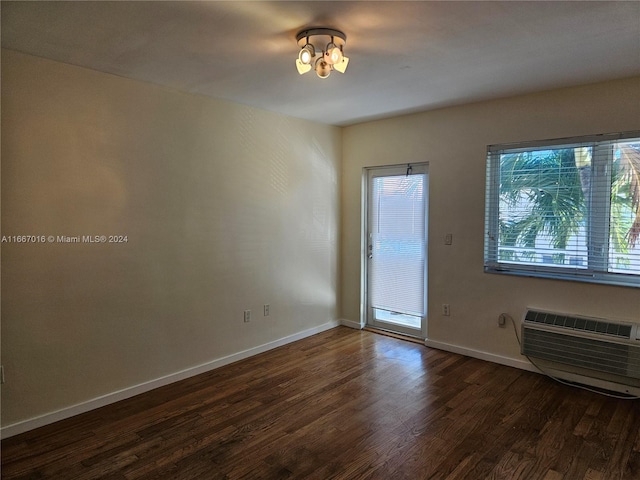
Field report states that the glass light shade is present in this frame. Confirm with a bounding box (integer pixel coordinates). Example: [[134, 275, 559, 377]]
[[333, 55, 349, 73], [296, 59, 312, 75], [315, 58, 331, 78]]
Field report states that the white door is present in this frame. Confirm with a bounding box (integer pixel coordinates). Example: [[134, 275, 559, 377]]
[[365, 164, 428, 337]]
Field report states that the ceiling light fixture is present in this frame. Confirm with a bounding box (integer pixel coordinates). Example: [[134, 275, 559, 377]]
[[295, 28, 349, 78]]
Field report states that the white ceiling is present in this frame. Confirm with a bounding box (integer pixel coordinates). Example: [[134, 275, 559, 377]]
[[2, 1, 639, 126]]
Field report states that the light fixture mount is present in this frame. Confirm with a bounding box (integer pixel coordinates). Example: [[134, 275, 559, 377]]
[[295, 27, 349, 78], [296, 28, 347, 46]]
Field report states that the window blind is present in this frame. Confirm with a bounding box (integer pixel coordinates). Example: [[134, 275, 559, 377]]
[[369, 173, 426, 316], [485, 131, 640, 287]]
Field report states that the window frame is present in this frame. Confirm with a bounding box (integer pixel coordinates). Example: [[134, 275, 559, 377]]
[[484, 131, 640, 288]]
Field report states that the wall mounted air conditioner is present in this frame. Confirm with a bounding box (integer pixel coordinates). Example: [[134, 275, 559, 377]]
[[521, 309, 640, 396]]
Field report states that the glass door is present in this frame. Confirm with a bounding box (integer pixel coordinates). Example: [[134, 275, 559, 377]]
[[365, 164, 428, 337]]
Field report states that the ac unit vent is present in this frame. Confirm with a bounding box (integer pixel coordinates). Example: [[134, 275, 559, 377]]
[[522, 309, 640, 395], [524, 309, 632, 339], [522, 328, 640, 378]]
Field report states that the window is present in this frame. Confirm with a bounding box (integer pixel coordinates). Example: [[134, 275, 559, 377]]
[[484, 131, 640, 287]]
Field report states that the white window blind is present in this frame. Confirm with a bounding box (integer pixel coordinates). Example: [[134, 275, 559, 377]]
[[369, 174, 426, 316], [484, 131, 640, 287]]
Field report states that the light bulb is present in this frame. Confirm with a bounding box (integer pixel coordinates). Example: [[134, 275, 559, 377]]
[[315, 58, 331, 78], [325, 43, 343, 65], [298, 44, 315, 65]]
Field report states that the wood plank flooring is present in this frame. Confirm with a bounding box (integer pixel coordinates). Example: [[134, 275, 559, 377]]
[[2, 327, 640, 479]]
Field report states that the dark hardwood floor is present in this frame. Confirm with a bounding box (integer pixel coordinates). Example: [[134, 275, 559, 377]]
[[2, 327, 640, 479]]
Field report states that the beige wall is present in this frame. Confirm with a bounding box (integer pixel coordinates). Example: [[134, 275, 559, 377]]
[[1, 50, 341, 429], [342, 77, 640, 360]]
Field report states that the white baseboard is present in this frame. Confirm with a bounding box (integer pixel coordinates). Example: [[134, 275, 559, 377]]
[[338, 321, 534, 373], [424, 338, 536, 373], [340, 318, 363, 330], [1, 320, 340, 439]]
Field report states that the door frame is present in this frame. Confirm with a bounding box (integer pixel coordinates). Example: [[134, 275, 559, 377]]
[[360, 163, 429, 339]]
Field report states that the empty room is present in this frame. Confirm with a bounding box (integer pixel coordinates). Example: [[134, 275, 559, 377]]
[[1, 1, 640, 479]]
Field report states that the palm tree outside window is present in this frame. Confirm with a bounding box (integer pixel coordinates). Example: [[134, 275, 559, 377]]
[[484, 131, 640, 287]]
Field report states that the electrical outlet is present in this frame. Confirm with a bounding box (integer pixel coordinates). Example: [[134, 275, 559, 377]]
[[264, 304, 270, 316], [244, 310, 251, 323], [445, 233, 453, 245], [442, 304, 450, 316]]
